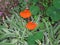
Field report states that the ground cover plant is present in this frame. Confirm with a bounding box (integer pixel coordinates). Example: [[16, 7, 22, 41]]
[[0, 0, 60, 45]]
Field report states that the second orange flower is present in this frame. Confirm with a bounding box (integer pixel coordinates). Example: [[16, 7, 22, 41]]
[[26, 21, 37, 30]]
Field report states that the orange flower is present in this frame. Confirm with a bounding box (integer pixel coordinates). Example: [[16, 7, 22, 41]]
[[20, 9, 31, 18], [26, 21, 37, 30]]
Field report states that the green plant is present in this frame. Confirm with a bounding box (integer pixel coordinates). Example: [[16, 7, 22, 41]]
[[0, 0, 60, 45], [42, 19, 60, 45]]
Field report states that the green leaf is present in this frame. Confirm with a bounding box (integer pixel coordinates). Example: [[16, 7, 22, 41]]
[[53, 0, 60, 9], [34, 15, 38, 21], [0, 34, 6, 40], [26, 34, 37, 45], [33, 0, 38, 3], [26, 31, 43, 45], [0, 42, 15, 45], [46, 6, 60, 21], [39, 22, 45, 30], [28, 0, 38, 4], [33, 31, 43, 40], [30, 5, 40, 15]]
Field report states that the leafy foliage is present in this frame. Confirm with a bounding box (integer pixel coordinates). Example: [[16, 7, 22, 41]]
[[26, 31, 43, 45], [0, 42, 15, 45], [53, 0, 60, 9], [42, 19, 60, 45], [46, 6, 60, 21], [0, 0, 60, 45], [30, 5, 40, 15]]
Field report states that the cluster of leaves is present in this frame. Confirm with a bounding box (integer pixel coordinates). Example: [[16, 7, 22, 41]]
[[42, 18, 60, 45], [46, 0, 60, 21], [0, 11, 43, 45], [0, 0, 60, 45], [0, 13, 60, 45]]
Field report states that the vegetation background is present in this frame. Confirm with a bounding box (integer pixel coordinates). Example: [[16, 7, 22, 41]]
[[0, 0, 60, 45]]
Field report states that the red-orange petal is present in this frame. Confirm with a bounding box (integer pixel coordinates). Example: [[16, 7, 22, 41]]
[[20, 9, 31, 18], [26, 21, 37, 30]]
